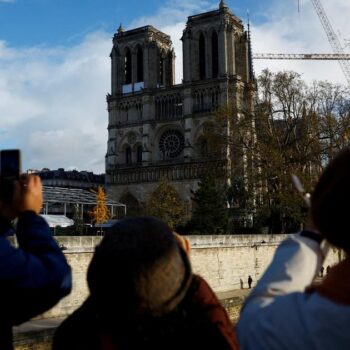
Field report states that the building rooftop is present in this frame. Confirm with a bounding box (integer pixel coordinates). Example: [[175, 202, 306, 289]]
[[114, 25, 171, 44], [37, 168, 104, 187]]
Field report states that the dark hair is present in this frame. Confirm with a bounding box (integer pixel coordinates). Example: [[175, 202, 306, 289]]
[[311, 147, 350, 251], [87, 216, 192, 324]]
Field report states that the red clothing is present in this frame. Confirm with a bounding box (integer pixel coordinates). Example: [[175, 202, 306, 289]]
[[53, 275, 239, 350]]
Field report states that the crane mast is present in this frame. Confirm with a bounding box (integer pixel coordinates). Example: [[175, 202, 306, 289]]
[[310, 0, 350, 86]]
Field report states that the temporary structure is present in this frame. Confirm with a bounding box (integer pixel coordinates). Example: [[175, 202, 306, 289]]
[[41, 214, 74, 228]]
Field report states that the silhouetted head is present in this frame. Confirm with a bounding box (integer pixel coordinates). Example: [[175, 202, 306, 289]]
[[311, 147, 350, 252], [87, 216, 192, 323]]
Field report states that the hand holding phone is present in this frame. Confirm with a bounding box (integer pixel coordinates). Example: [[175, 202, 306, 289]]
[[19, 175, 43, 214]]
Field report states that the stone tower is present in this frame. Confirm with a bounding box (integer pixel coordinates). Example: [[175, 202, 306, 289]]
[[105, 2, 255, 215]]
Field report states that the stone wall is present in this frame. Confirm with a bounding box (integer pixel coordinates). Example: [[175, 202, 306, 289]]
[[38, 234, 341, 319]]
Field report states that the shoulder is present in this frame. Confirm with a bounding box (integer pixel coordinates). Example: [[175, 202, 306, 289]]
[[53, 298, 100, 350], [238, 291, 346, 350]]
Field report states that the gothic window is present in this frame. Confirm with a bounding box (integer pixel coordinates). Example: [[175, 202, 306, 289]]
[[159, 130, 185, 159], [125, 146, 132, 164], [170, 96, 174, 118], [200, 139, 208, 156], [165, 98, 169, 117], [155, 98, 160, 119], [199, 33, 206, 80], [175, 95, 183, 117], [136, 145, 143, 163], [155, 94, 183, 120], [159, 55, 164, 86], [212, 31, 219, 78], [125, 105, 129, 121], [200, 91, 205, 111], [125, 48, 132, 84], [137, 102, 143, 120], [136, 47, 143, 82], [210, 88, 219, 110]]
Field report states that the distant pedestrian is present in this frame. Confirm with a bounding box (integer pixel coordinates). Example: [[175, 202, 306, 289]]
[[326, 265, 331, 274], [320, 265, 324, 277], [248, 275, 253, 289], [240, 278, 244, 289]]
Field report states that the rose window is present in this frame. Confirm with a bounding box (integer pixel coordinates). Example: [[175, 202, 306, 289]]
[[159, 130, 184, 158]]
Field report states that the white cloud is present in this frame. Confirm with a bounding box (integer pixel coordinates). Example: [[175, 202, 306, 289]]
[[0, 31, 111, 173], [251, 0, 350, 85], [128, 0, 213, 29]]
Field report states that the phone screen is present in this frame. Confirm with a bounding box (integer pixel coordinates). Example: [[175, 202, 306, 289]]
[[0, 150, 21, 181]]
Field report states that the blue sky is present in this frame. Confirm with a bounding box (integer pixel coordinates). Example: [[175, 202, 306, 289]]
[[0, 0, 268, 47], [0, 0, 349, 173]]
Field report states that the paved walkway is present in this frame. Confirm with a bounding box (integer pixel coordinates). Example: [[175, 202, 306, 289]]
[[13, 317, 64, 335], [13, 288, 249, 340], [216, 288, 251, 301]]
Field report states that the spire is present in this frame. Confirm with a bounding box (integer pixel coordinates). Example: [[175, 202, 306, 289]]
[[118, 23, 124, 34], [247, 13, 255, 81], [219, 0, 227, 9]]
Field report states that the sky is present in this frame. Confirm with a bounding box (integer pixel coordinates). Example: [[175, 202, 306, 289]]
[[0, 0, 349, 173]]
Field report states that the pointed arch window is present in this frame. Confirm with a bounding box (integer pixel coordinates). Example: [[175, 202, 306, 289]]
[[125, 48, 132, 84], [136, 47, 143, 82], [199, 33, 206, 80], [212, 31, 219, 78], [136, 145, 143, 163], [125, 146, 132, 164], [200, 139, 208, 156], [159, 55, 165, 86]]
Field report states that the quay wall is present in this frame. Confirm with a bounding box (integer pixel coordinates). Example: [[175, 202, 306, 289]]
[[38, 234, 341, 319]]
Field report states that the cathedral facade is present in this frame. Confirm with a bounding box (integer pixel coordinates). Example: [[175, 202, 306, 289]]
[[105, 1, 255, 214]]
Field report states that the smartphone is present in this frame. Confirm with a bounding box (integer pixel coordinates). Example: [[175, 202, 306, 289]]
[[0, 150, 21, 181]]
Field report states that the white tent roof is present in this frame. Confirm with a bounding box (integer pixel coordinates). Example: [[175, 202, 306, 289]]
[[41, 215, 74, 228]]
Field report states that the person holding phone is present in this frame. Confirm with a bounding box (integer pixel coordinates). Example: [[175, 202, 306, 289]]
[[0, 173, 72, 350], [237, 147, 350, 349]]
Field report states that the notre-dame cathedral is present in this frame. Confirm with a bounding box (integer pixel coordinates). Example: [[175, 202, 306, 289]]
[[105, 0, 255, 214]]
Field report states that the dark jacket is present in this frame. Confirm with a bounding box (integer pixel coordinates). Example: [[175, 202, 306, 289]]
[[53, 275, 239, 350], [0, 211, 72, 350]]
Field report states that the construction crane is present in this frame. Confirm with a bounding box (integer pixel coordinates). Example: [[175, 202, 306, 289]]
[[254, 1, 350, 86], [310, 0, 350, 86], [254, 53, 350, 61]]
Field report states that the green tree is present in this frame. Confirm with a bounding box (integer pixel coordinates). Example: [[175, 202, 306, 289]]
[[190, 172, 229, 234], [205, 69, 350, 233], [89, 186, 111, 225], [146, 177, 186, 229], [227, 175, 252, 231]]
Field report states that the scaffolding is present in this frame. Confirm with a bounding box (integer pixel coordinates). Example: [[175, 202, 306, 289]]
[[42, 186, 127, 220]]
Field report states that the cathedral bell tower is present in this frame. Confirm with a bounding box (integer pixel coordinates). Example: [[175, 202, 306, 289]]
[[181, 0, 253, 83], [110, 25, 175, 95]]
